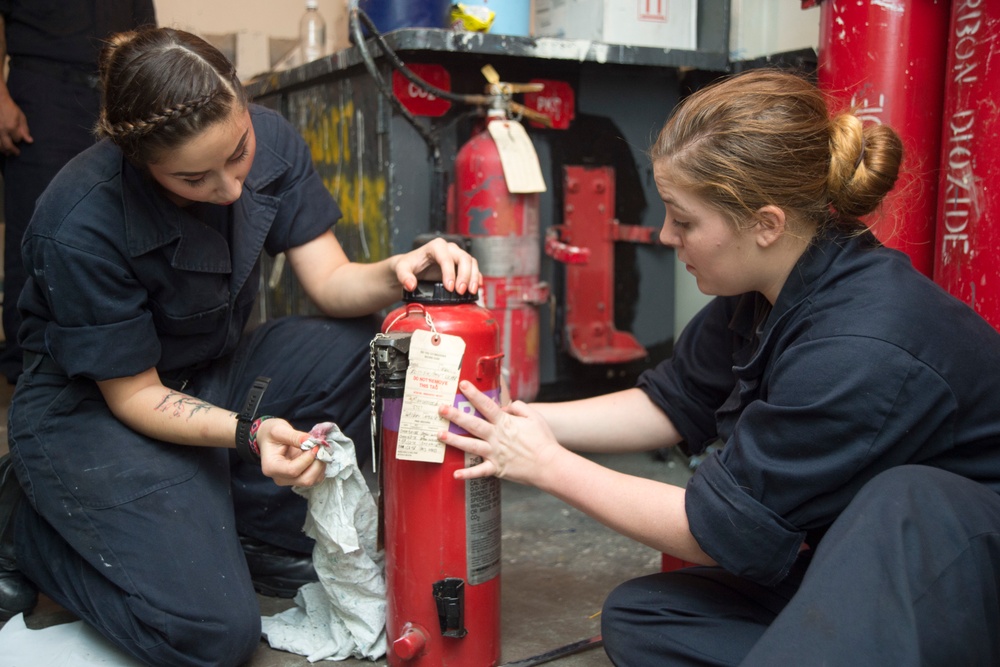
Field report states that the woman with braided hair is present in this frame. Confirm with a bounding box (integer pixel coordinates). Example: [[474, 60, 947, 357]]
[[0, 27, 480, 664], [439, 69, 1000, 665]]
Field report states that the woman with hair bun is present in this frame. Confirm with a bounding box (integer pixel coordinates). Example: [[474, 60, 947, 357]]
[[0, 27, 479, 664], [440, 69, 1000, 665]]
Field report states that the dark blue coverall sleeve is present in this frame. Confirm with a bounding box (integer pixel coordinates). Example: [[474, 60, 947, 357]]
[[636, 297, 740, 454]]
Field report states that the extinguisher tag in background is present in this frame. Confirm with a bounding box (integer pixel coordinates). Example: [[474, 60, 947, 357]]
[[487, 119, 547, 194], [397, 329, 466, 463]]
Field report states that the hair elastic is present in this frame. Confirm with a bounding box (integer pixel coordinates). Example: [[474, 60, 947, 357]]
[[853, 138, 866, 171]]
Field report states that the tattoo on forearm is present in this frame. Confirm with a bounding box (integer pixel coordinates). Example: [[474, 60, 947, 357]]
[[155, 392, 214, 420]]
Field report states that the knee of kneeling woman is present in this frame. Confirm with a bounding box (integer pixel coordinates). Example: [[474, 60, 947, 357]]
[[141, 602, 262, 667], [852, 464, 954, 510], [601, 579, 644, 660], [202, 611, 261, 667]]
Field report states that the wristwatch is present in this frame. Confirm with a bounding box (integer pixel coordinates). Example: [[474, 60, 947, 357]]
[[235, 376, 271, 465]]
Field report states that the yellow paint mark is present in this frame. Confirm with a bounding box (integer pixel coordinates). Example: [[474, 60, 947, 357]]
[[328, 172, 389, 262], [299, 100, 390, 262], [302, 100, 354, 166]]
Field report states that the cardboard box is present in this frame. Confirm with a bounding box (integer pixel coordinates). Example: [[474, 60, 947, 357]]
[[730, 0, 819, 61], [534, 0, 697, 51]]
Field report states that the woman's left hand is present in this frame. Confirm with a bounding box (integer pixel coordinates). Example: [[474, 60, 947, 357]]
[[394, 237, 481, 295]]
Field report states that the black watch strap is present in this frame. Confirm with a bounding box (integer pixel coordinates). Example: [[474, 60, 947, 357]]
[[235, 376, 271, 465]]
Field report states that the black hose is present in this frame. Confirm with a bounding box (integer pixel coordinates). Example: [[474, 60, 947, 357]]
[[352, 8, 488, 106], [349, 7, 448, 232]]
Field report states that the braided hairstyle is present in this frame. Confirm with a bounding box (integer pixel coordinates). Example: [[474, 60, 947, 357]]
[[95, 27, 248, 164], [650, 69, 903, 237]]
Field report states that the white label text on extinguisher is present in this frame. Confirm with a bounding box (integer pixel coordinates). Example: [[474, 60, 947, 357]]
[[466, 453, 502, 585], [396, 329, 466, 463], [941, 0, 986, 261]]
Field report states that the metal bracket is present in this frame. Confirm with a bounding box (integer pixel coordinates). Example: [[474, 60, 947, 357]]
[[545, 165, 657, 364]]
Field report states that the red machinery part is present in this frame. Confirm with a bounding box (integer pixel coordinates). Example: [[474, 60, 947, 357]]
[[379, 287, 503, 667], [816, 0, 950, 277], [453, 116, 547, 402], [933, 1, 1000, 332]]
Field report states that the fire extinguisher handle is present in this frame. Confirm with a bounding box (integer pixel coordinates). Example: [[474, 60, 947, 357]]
[[476, 352, 504, 381]]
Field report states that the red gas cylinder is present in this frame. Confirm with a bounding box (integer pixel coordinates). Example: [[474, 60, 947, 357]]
[[375, 282, 503, 667], [816, 0, 950, 277], [933, 0, 1000, 332], [453, 110, 545, 402]]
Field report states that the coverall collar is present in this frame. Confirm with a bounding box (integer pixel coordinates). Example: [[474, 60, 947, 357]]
[[119, 126, 292, 292], [730, 228, 880, 374]]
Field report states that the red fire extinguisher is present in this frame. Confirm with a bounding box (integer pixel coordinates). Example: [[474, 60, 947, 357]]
[[374, 282, 503, 667], [933, 0, 1000, 332], [453, 108, 548, 403]]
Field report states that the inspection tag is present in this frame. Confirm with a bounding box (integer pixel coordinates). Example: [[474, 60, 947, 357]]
[[487, 119, 547, 194], [396, 329, 466, 463]]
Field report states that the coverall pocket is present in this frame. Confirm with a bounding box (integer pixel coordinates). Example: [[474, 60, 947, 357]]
[[149, 300, 229, 336]]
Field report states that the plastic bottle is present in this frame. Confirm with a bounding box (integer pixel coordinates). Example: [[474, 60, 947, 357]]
[[299, 0, 327, 63]]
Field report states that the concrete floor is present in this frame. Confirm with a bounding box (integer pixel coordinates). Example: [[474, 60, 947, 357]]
[[0, 376, 693, 666]]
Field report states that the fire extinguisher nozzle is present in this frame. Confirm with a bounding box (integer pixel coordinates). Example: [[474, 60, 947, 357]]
[[392, 623, 429, 661]]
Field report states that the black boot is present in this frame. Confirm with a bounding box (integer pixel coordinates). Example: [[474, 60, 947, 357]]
[[0, 454, 38, 621], [239, 534, 317, 599]]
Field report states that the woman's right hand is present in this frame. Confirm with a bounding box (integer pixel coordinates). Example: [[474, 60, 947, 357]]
[[257, 418, 328, 488]]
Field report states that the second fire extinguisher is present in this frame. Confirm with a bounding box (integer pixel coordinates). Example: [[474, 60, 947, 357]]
[[453, 93, 548, 403], [374, 282, 504, 667]]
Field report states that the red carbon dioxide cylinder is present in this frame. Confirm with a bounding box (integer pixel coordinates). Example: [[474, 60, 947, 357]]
[[933, 1, 1000, 332], [377, 282, 503, 667], [453, 112, 543, 402], [816, 0, 950, 277]]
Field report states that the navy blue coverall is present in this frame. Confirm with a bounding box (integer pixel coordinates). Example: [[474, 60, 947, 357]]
[[602, 230, 1000, 666], [0, 0, 156, 382], [7, 106, 376, 667]]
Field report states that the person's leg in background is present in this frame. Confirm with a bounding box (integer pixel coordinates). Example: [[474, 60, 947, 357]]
[[0, 68, 100, 383]]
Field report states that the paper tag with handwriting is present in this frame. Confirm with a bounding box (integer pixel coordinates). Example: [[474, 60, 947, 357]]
[[487, 119, 547, 194], [396, 329, 466, 463]]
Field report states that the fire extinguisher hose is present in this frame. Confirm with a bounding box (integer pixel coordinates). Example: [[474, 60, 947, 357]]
[[498, 635, 604, 667]]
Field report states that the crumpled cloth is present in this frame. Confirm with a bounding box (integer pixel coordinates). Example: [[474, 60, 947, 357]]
[[261, 422, 387, 662]]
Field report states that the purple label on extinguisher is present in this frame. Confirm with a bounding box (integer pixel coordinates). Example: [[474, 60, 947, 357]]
[[380, 389, 501, 433], [449, 387, 501, 435], [381, 398, 403, 432]]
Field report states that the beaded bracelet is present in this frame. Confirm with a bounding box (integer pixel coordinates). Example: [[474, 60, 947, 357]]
[[248, 415, 276, 457]]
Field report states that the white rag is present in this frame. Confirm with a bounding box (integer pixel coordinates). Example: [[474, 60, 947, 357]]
[[260, 422, 387, 662]]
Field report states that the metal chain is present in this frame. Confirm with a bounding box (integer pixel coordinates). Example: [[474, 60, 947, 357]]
[[368, 334, 385, 474]]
